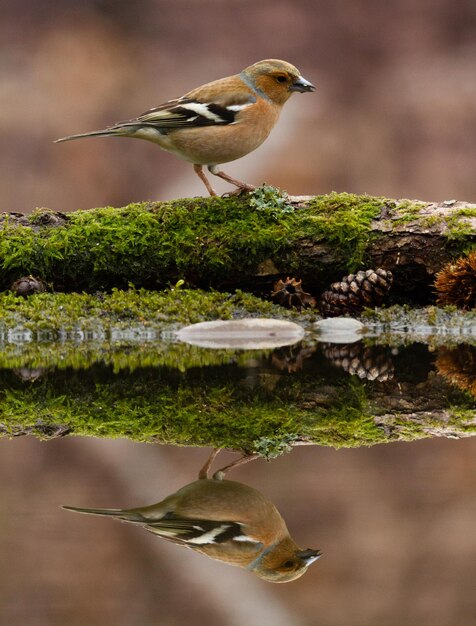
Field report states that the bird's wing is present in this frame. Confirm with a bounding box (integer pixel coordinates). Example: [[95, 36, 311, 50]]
[[137, 98, 234, 128], [145, 516, 262, 548], [114, 88, 255, 132]]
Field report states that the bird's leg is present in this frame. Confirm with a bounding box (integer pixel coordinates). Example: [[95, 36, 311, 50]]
[[198, 448, 221, 479], [208, 165, 255, 196], [194, 164, 217, 196], [212, 453, 260, 481]]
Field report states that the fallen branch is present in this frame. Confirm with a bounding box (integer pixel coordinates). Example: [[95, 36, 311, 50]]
[[0, 191, 474, 302]]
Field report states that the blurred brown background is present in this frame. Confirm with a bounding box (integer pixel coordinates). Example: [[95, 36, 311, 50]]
[[1, 1, 476, 624], [1, 437, 476, 626], [1, 0, 475, 211]]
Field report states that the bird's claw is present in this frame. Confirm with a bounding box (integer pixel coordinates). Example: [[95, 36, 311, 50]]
[[221, 185, 255, 198]]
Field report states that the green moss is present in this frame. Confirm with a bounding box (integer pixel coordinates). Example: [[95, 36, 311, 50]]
[[444, 208, 476, 244], [0, 338, 274, 372], [361, 305, 476, 347], [1, 295, 475, 371], [2, 363, 473, 451], [363, 304, 476, 327], [1, 193, 474, 293], [0, 287, 301, 330], [0, 194, 474, 453], [0, 192, 391, 290], [0, 369, 397, 450], [391, 199, 428, 224], [0, 287, 314, 370], [449, 405, 476, 426], [420, 214, 446, 229], [5, 191, 473, 295], [299, 192, 385, 272], [296, 378, 385, 447], [1, 196, 295, 288], [0, 306, 473, 452]]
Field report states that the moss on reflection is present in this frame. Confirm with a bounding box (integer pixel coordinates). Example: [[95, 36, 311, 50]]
[[0, 340, 274, 372], [0, 366, 378, 449], [0, 351, 473, 451]]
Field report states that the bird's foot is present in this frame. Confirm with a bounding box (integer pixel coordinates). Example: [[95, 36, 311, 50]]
[[199, 449, 260, 480], [198, 448, 221, 479], [208, 165, 255, 197], [212, 453, 260, 480], [194, 164, 218, 196], [221, 184, 255, 198]]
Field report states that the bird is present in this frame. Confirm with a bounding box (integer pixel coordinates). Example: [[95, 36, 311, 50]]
[[63, 449, 321, 583], [55, 59, 315, 196]]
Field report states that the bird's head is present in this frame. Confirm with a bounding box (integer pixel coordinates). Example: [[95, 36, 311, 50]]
[[241, 59, 315, 106], [250, 538, 322, 583]]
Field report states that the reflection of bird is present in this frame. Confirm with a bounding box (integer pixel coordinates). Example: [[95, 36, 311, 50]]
[[55, 60, 315, 196], [63, 449, 321, 582]]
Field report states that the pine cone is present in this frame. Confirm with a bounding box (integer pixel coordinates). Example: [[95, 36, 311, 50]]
[[434, 250, 476, 310], [321, 342, 394, 381], [11, 276, 47, 296], [271, 277, 317, 310], [320, 268, 393, 317]]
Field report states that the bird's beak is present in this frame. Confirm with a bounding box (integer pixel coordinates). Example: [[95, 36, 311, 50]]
[[290, 76, 315, 92], [298, 548, 322, 564]]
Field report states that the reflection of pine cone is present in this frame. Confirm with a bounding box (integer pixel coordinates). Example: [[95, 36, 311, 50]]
[[271, 344, 317, 372], [13, 368, 46, 382], [320, 269, 393, 317], [436, 345, 476, 398], [271, 277, 317, 310], [321, 342, 394, 381]]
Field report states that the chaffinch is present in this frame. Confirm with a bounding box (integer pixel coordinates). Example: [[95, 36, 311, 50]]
[[55, 59, 315, 196], [63, 449, 321, 583]]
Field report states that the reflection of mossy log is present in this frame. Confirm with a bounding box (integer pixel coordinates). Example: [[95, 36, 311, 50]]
[[1, 291, 476, 372], [1, 192, 474, 300], [0, 348, 474, 452]]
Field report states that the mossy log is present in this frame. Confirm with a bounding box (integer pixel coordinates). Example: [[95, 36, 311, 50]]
[[1, 191, 475, 303]]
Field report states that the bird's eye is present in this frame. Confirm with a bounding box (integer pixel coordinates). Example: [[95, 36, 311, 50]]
[[275, 75, 287, 83], [283, 560, 294, 568]]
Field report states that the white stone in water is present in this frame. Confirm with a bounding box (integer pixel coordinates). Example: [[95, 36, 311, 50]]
[[176, 318, 305, 349], [314, 317, 366, 344]]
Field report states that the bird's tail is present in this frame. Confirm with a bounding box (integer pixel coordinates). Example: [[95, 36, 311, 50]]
[[54, 129, 119, 143], [61, 505, 156, 524], [63, 504, 125, 516], [64, 497, 170, 521]]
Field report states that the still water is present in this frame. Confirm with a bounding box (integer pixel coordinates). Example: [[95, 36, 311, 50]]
[[0, 338, 475, 626]]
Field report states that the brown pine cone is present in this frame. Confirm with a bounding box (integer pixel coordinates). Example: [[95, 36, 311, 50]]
[[320, 268, 393, 317], [434, 250, 476, 310], [10, 276, 47, 296], [271, 277, 317, 311]]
